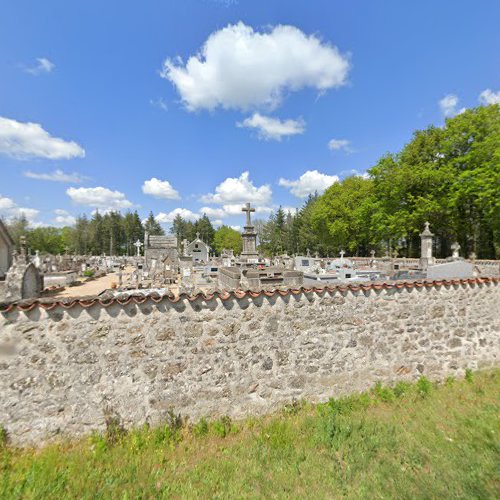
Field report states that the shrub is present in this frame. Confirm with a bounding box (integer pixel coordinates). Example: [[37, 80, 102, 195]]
[[465, 369, 474, 383], [83, 269, 94, 278]]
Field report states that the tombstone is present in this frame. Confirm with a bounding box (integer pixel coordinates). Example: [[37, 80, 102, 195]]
[[133, 239, 143, 257], [451, 242, 460, 260], [419, 222, 434, 270]]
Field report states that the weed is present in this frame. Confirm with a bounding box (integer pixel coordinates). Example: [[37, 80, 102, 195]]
[[394, 381, 412, 397], [104, 416, 127, 445], [416, 376, 433, 397], [192, 417, 209, 437], [465, 369, 474, 383], [283, 398, 305, 416], [0, 425, 8, 447], [374, 382, 395, 402], [166, 409, 184, 433], [445, 376, 455, 387], [212, 416, 233, 438]]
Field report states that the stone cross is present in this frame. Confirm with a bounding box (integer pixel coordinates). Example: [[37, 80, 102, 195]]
[[242, 202, 255, 227], [451, 242, 460, 259], [133, 239, 143, 257], [370, 249, 376, 259], [20, 235, 27, 262], [196, 232, 200, 240], [339, 249, 345, 260]]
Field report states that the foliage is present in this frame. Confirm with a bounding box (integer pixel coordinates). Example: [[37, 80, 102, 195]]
[[0, 370, 497, 498], [253, 104, 499, 259], [213, 225, 242, 255]]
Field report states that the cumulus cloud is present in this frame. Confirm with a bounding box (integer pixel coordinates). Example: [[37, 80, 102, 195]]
[[328, 138, 351, 152], [162, 22, 350, 111], [23, 169, 86, 183], [142, 177, 180, 200], [439, 94, 466, 117], [200, 171, 272, 206], [237, 113, 305, 140], [155, 208, 199, 224], [0, 116, 85, 160], [25, 57, 55, 75], [53, 209, 76, 226], [66, 186, 133, 211], [0, 195, 40, 224], [279, 170, 339, 198], [479, 88, 500, 105]]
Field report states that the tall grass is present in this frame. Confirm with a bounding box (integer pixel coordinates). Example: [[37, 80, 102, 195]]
[[1, 371, 498, 498]]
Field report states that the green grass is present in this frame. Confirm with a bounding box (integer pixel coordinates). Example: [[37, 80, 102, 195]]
[[1, 371, 499, 498]]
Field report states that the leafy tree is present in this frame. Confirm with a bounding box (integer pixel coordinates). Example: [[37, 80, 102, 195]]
[[6, 215, 30, 250], [213, 225, 242, 255]]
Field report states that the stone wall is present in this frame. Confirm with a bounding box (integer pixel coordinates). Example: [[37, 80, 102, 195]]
[[0, 278, 499, 446]]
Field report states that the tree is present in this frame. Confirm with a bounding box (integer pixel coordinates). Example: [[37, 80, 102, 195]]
[[213, 225, 242, 255], [194, 214, 215, 247], [144, 211, 165, 236], [6, 215, 29, 250]]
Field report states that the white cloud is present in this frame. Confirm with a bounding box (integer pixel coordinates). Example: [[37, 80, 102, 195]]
[[479, 88, 500, 105], [0, 195, 40, 224], [328, 138, 351, 151], [279, 169, 339, 198], [0, 116, 85, 160], [200, 206, 227, 219], [237, 113, 305, 140], [142, 177, 180, 200], [230, 225, 241, 231], [53, 209, 76, 226], [150, 97, 168, 111], [439, 94, 466, 117], [162, 22, 350, 111], [25, 57, 55, 75], [66, 186, 133, 211], [200, 171, 272, 206], [155, 208, 199, 224], [23, 169, 86, 183]]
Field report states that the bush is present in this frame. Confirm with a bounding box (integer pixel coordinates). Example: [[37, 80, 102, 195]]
[[83, 269, 94, 278]]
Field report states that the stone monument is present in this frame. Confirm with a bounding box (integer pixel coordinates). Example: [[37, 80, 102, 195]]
[[240, 202, 259, 262], [419, 222, 434, 270]]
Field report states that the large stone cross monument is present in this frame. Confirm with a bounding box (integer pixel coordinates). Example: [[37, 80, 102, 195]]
[[240, 202, 258, 261]]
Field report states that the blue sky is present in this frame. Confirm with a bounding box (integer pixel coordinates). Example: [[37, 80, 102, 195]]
[[0, 0, 499, 230]]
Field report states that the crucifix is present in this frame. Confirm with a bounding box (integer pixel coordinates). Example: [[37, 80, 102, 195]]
[[241, 202, 255, 227], [339, 249, 345, 260], [133, 239, 143, 257]]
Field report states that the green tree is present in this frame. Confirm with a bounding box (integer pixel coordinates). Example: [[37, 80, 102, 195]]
[[6, 215, 30, 250], [213, 226, 242, 255], [144, 211, 165, 236]]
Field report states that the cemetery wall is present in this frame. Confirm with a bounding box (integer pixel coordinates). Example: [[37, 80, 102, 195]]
[[0, 277, 499, 446]]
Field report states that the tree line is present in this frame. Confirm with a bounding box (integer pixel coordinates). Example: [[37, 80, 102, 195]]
[[257, 104, 499, 259], [4, 104, 498, 259]]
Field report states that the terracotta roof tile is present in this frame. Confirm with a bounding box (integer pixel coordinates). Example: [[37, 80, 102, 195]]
[[0, 277, 497, 314]]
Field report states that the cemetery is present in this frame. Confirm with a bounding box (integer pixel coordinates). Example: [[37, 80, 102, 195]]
[[0, 3, 499, 495]]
